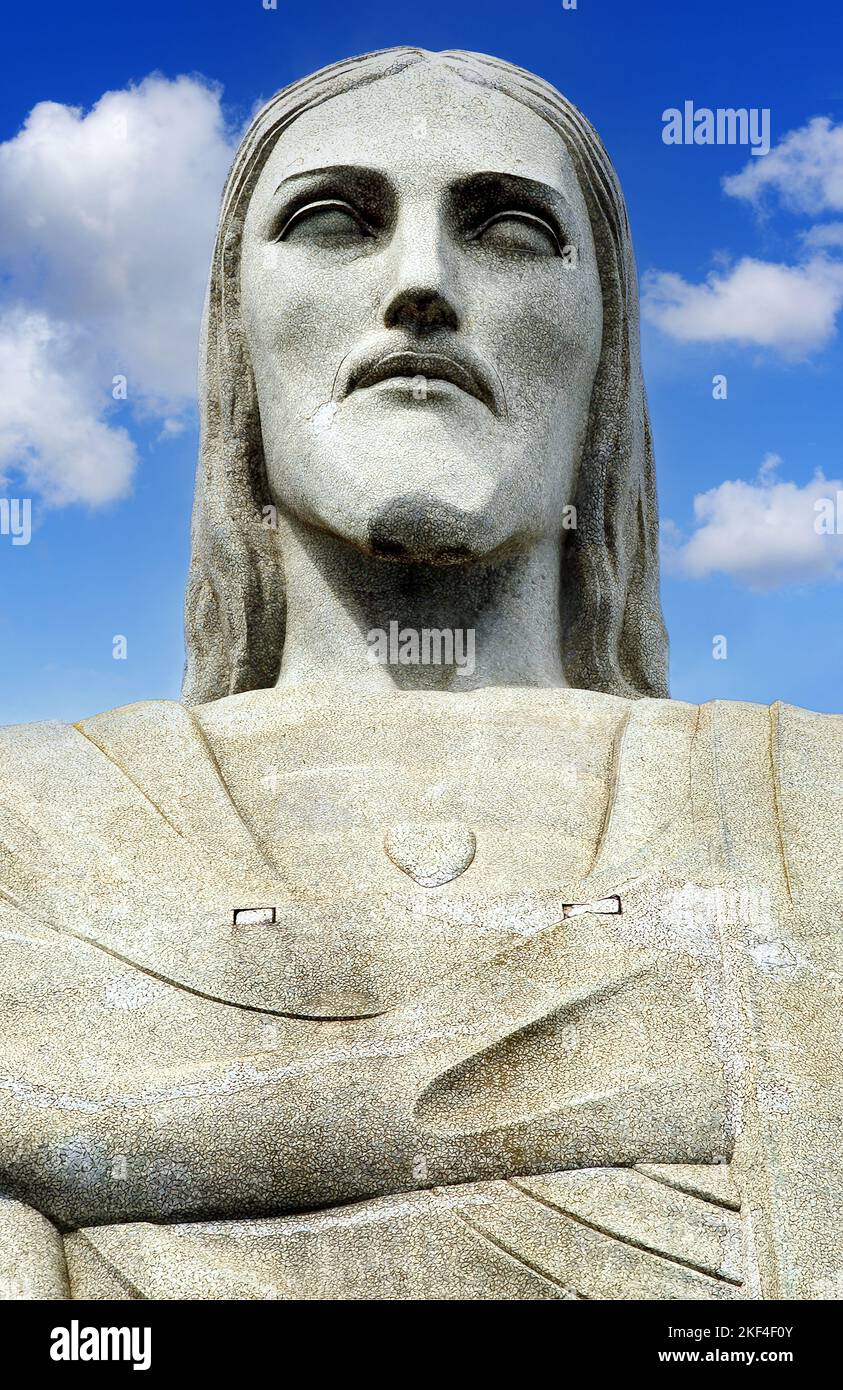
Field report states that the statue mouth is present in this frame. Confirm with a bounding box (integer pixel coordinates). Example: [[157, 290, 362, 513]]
[[342, 347, 501, 415]]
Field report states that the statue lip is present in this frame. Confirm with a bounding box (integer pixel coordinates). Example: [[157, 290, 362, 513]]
[[343, 347, 500, 415]]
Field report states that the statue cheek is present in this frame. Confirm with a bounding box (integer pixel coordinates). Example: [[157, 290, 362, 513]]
[[492, 319, 594, 427]]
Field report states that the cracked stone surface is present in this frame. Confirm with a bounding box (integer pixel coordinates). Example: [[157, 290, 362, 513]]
[[1, 48, 840, 1300]]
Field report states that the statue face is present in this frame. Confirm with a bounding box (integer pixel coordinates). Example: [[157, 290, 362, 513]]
[[240, 63, 603, 563]]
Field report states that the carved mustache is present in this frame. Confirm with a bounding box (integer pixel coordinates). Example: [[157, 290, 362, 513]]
[[337, 342, 503, 416]]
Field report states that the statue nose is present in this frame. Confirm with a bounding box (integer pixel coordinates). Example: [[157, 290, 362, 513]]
[[383, 287, 459, 334], [381, 215, 462, 334]]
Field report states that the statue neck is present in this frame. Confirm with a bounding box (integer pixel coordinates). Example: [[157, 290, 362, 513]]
[[274, 512, 567, 693]]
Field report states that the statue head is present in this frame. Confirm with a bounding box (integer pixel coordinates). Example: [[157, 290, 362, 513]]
[[182, 48, 668, 703]]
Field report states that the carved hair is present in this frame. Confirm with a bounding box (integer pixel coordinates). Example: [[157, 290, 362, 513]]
[[182, 47, 669, 703]]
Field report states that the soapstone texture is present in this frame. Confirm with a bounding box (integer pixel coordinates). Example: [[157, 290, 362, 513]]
[[1, 688, 841, 1299], [0, 49, 840, 1301]]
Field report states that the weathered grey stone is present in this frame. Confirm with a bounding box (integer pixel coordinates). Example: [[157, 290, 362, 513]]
[[0, 48, 840, 1301]]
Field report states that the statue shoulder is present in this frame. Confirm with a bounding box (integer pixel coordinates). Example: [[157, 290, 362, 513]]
[[0, 692, 281, 903], [768, 700, 843, 898], [0, 697, 191, 755], [0, 698, 241, 873], [680, 696, 843, 910], [0, 698, 202, 812], [705, 696, 843, 821]]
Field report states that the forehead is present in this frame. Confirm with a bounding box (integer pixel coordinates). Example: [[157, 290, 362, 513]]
[[255, 63, 583, 203]]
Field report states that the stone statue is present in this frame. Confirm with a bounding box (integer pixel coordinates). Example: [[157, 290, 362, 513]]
[[1, 48, 840, 1301]]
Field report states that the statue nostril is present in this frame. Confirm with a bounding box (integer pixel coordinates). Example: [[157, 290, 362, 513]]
[[384, 288, 459, 334]]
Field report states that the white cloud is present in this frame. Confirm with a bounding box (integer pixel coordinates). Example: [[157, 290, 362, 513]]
[[801, 221, 843, 249], [0, 308, 135, 506], [0, 74, 236, 505], [662, 455, 843, 590], [642, 255, 843, 355], [646, 114, 843, 357], [723, 116, 843, 214]]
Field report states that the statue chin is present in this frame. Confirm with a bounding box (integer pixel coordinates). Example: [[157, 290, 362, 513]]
[[364, 496, 506, 564], [271, 410, 538, 566]]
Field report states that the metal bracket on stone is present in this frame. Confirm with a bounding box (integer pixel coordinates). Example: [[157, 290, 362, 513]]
[[232, 906, 277, 927], [561, 895, 621, 919]]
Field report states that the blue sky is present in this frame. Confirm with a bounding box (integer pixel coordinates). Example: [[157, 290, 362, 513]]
[[1, 0, 842, 722]]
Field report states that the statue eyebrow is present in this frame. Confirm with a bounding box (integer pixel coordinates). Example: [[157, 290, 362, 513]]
[[450, 171, 574, 229], [272, 167, 572, 217], [272, 164, 392, 198]]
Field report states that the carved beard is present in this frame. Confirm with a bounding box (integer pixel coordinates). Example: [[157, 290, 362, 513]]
[[366, 496, 480, 565]]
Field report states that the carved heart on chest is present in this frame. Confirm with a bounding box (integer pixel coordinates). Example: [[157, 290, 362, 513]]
[[384, 821, 477, 887]]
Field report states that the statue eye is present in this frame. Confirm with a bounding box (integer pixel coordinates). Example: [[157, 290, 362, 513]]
[[276, 199, 375, 244], [470, 210, 564, 258]]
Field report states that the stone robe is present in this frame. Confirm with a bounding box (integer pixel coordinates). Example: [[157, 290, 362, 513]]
[[0, 687, 840, 1299]]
